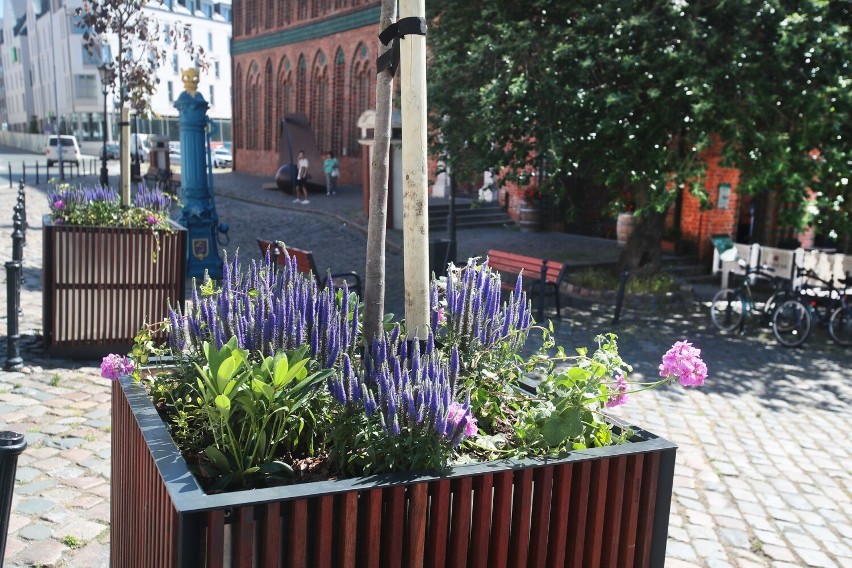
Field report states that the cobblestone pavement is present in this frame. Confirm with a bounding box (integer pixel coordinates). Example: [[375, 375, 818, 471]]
[[0, 160, 849, 566]]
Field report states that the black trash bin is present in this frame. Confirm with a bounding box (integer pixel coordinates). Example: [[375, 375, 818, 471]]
[[0, 431, 26, 563], [429, 238, 457, 278]]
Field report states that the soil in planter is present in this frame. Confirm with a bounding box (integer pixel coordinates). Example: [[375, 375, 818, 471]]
[[188, 450, 338, 493]]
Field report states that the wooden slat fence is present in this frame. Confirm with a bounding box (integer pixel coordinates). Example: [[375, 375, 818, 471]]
[[43, 217, 186, 358]]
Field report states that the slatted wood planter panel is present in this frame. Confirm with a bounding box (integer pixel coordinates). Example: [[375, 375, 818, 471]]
[[43, 217, 186, 358], [112, 376, 677, 568]]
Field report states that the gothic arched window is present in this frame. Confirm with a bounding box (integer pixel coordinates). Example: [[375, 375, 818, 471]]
[[246, 62, 260, 150], [311, 51, 329, 152], [264, 59, 274, 151], [349, 43, 371, 157], [332, 47, 346, 156], [277, 56, 293, 147], [234, 64, 243, 149], [296, 55, 307, 114]]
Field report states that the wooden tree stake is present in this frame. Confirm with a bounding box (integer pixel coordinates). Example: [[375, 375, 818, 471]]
[[400, 0, 430, 338]]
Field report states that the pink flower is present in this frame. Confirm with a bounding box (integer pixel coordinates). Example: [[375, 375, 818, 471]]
[[146, 215, 158, 225], [437, 307, 445, 324], [100, 354, 135, 381], [446, 402, 478, 437], [53, 199, 65, 210], [659, 340, 707, 386], [606, 374, 629, 407], [54, 217, 64, 225]]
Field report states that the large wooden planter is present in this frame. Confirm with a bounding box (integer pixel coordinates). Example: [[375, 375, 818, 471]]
[[112, 376, 677, 568], [42, 216, 186, 358]]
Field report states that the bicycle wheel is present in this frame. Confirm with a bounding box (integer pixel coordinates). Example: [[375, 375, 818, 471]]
[[710, 288, 745, 332], [772, 300, 812, 347], [828, 305, 852, 346], [761, 291, 788, 326]]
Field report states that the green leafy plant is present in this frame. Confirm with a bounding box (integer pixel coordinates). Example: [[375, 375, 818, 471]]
[[47, 183, 176, 262], [61, 535, 82, 549], [512, 333, 632, 455], [191, 337, 331, 490], [571, 267, 678, 295], [109, 254, 706, 491], [47, 184, 174, 230]]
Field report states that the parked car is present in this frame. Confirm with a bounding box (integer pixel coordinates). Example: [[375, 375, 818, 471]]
[[45, 135, 81, 167], [212, 147, 232, 168], [130, 133, 149, 162], [100, 142, 120, 160], [168, 142, 181, 162]]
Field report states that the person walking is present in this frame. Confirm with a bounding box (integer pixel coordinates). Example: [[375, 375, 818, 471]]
[[323, 151, 340, 195], [294, 150, 310, 204]]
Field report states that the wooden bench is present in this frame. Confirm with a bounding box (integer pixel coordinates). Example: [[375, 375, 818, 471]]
[[257, 239, 362, 297], [487, 249, 568, 320]]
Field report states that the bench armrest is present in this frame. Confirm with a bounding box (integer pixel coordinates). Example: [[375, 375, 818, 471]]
[[323, 271, 362, 297]]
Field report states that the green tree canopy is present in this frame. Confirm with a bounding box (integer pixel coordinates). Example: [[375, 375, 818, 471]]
[[428, 0, 851, 268]]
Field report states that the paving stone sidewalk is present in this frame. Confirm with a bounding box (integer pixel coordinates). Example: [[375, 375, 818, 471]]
[[0, 166, 849, 566]]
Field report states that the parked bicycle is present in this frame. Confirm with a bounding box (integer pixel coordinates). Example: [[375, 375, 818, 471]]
[[772, 270, 851, 347], [710, 259, 793, 333]]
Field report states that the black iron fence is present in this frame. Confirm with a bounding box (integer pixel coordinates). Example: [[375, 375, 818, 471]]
[[4, 180, 26, 371], [2, 159, 100, 187]]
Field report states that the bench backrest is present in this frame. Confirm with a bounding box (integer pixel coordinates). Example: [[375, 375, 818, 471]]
[[257, 239, 319, 278], [487, 249, 566, 285]]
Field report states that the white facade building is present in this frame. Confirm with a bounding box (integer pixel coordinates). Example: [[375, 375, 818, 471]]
[[143, 0, 233, 142], [0, 0, 231, 144], [1, 0, 35, 132]]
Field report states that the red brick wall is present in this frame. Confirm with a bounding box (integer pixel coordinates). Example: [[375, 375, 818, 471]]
[[503, 179, 528, 218], [680, 144, 742, 261], [232, 1, 380, 183]]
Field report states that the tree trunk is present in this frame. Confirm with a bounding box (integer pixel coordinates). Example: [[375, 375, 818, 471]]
[[618, 209, 666, 277], [362, 0, 398, 344]]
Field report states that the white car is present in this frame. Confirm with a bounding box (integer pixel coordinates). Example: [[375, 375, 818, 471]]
[[44, 135, 81, 167], [168, 142, 181, 162], [212, 147, 232, 168], [130, 134, 150, 163]]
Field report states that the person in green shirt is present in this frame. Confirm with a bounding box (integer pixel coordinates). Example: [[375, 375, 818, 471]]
[[323, 151, 340, 196]]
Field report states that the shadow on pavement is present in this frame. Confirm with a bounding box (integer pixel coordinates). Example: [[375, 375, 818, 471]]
[[552, 299, 850, 416]]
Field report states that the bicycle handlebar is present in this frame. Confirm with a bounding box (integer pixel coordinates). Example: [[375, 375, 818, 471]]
[[746, 263, 775, 276], [802, 269, 834, 286], [797, 270, 852, 297]]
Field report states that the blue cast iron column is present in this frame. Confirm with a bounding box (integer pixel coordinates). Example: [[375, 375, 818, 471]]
[[175, 70, 222, 280]]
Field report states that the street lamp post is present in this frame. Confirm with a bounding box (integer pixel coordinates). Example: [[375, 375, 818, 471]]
[[97, 61, 115, 187]]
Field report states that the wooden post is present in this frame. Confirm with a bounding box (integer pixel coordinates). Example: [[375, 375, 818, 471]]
[[399, 0, 430, 338], [120, 106, 131, 207]]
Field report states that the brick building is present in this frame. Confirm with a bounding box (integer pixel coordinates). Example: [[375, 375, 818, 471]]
[[232, 2, 828, 260], [231, 1, 380, 184], [503, 141, 821, 262]]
